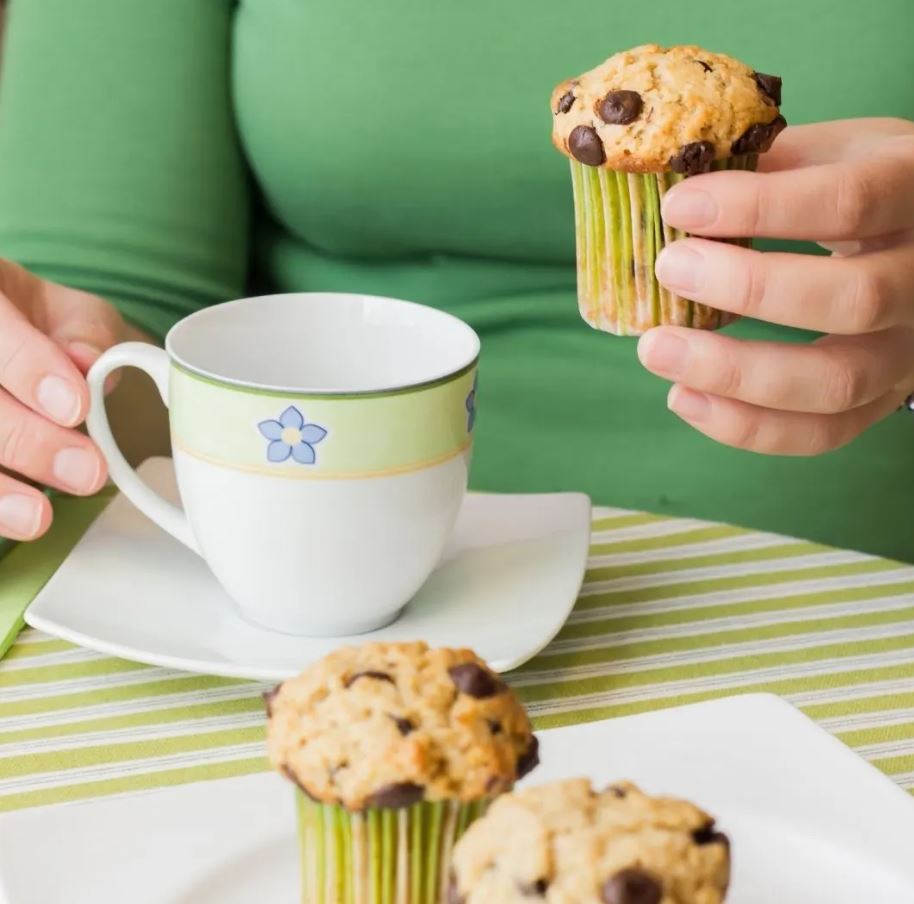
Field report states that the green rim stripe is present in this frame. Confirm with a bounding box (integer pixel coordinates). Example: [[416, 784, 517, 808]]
[[172, 357, 478, 401]]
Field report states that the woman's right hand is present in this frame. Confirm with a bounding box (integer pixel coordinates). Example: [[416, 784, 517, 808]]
[[0, 259, 126, 541]]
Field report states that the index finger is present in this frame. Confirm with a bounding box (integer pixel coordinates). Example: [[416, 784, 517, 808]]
[[757, 119, 914, 172], [662, 140, 914, 241], [0, 292, 89, 427]]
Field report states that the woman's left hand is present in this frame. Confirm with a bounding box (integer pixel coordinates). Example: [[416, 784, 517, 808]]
[[637, 117, 914, 455]]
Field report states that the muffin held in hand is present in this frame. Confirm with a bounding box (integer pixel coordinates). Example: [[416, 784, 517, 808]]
[[551, 44, 786, 335], [449, 779, 731, 904], [266, 641, 538, 903]]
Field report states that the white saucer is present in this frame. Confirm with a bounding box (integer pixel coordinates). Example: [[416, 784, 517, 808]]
[[26, 458, 591, 679], [2, 695, 913, 904]]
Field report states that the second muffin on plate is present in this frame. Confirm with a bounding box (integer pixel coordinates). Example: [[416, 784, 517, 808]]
[[449, 778, 731, 903], [266, 641, 539, 903]]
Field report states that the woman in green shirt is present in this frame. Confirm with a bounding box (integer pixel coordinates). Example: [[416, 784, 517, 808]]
[[0, 1, 911, 559]]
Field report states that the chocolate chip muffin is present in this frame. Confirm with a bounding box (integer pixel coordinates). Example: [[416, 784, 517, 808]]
[[266, 641, 538, 903], [449, 779, 731, 904], [550, 44, 785, 335]]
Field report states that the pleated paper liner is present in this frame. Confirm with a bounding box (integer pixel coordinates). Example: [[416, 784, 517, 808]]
[[570, 154, 757, 336], [295, 791, 488, 904]]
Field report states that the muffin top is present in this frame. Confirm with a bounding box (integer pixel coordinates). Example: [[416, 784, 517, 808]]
[[449, 779, 731, 904], [551, 44, 785, 174], [265, 641, 538, 810]]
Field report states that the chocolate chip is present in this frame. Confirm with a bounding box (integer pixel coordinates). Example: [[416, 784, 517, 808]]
[[556, 90, 576, 114], [488, 719, 503, 735], [606, 784, 627, 798], [448, 663, 503, 698], [365, 781, 425, 809], [345, 670, 395, 689], [518, 878, 549, 896], [391, 715, 415, 736], [601, 868, 662, 904], [568, 125, 606, 166], [596, 90, 643, 125], [516, 735, 540, 779], [262, 684, 281, 717], [753, 71, 782, 106], [280, 766, 320, 801], [731, 114, 787, 155], [693, 823, 730, 849], [669, 140, 716, 175], [697, 60, 713, 73], [447, 876, 466, 904]]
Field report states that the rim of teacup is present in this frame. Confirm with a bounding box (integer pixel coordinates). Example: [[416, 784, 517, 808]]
[[165, 292, 480, 398]]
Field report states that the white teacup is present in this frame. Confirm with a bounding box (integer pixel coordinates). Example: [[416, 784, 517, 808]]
[[87, 293, 480, 636]]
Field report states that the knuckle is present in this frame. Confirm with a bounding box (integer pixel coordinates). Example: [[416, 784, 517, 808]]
[[738, 255, 768, 318], [805, 417, 843, 455], [715, 347, 744, 399], [0, 412, 31, 470], [833, 169, 871, 235], [847, 267, 891, 333], [821, 360, 867, 413], [0, 331, 30, 386], [725, 412, 762, 451], [743, 182, 767, 235]]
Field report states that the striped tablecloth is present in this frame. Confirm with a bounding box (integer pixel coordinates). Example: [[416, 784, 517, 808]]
[[2, 505, 914, 814]]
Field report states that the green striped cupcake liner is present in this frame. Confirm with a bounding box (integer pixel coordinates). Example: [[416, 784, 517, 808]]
[[295, 791, 488, 903], [569, 154, 758, 336]]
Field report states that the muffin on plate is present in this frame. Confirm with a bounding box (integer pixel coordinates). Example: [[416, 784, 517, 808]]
[[449, 778, 731, 903], [265, 641, 539, 903], [551, 43, 786, 335]]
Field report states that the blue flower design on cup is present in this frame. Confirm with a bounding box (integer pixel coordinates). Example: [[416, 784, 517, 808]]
[[465, 374, 478, 433], [258, 406, 328, 465]]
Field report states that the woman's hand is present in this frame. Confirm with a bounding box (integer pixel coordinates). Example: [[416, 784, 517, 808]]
[[0, 260, 125, 540], [638, 117, 914, 455]]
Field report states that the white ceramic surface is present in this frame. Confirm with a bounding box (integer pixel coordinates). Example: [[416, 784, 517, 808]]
[[25, 458, 592, 679], [86, 292, 481, 635], [1, 695, 912, 904]]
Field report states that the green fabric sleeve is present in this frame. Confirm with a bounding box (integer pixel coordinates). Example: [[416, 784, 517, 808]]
[[0, 0, 249, 340]]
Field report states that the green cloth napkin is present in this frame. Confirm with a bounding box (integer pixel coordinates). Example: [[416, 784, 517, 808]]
[[0, 490, 115, 658]]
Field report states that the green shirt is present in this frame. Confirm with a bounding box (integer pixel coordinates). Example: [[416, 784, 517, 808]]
[[0, 0, 911, 559]]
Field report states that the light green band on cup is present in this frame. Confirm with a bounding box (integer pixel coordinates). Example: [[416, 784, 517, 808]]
[[296, 792, 488, 904], [169, 364, 477, 479]]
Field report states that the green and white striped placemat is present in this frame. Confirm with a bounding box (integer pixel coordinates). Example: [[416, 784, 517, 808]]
[[2, 507, 913, 813]]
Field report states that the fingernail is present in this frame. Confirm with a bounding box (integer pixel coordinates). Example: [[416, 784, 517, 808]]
[[0, 494, 42, 537], [638, 331, 689, 378], [66, 342, 104, 367], [662, 188, 718, 228], [36, 375, 81, 426], [53, 447, 101, 493], [655, 244, 705, 295], [668, 385, 711, 423]]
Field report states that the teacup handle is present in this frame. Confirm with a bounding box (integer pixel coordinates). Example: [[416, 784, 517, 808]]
[[86, 343, 200, 554]]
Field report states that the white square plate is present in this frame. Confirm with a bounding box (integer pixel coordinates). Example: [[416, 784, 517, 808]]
[[1, 694, 912, 903], [25, 458, 591, 678]]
